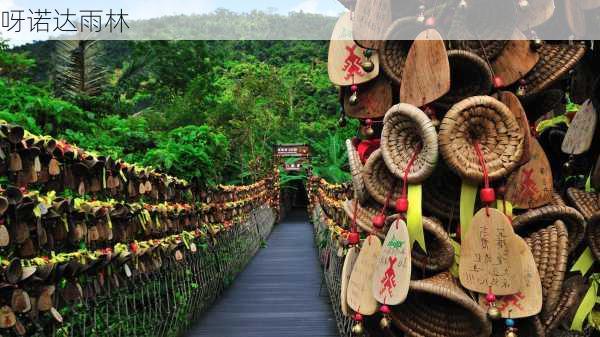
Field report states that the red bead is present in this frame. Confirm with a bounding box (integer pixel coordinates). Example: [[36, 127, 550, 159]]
[[486, 292, 496, 303], [380, 305, 391, 314], [395, 197, 409, 213], [130, 242, 138, 253], [348, 232, 360, 245], [365, 118, 372, 126], [425, 16, 436, 26], [351, 85, 358, 93], [372, 214, 386, 229], [354, 313, 363, 321], [493, 76, 504, 89], [352, 137, 361, 147], [480, 187, 496, 204]]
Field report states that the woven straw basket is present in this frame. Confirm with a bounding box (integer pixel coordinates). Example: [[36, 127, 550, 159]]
[[391, 272, 492, 337], [423, 162, 461, 221], [566, 188, 600, 220], [585, 213, 600, 261], [342, 199, 391, 234], [380, 17, 420, 84], [363, 149, 402, 205], [435, 50, 493, 109], [381, 103, 438, 184], [447, 40, 508, 61], [346, 139, 369, 203], [439, 96, 524, 183]]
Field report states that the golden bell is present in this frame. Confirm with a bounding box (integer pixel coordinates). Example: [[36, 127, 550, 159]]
[[487, 306, 501, 320], [361, 60, 375, 73], [351, 322, 364, 336], [363, 126, 374, 137], [506, 331, 518, 337], [379, 316, 391, 329], [531, 39, 543, 51], [349, 92, 359, 106]]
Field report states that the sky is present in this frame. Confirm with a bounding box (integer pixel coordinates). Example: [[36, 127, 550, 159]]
[[0, 0, 346, 44]]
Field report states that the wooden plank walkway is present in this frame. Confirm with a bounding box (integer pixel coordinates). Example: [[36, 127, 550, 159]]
[[187, 209, 339, 337]]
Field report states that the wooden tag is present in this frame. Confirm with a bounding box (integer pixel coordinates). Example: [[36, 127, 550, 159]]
[[11, 289, 31, 313], [37, 286, 54, 312], [372, 219, 411, 305], [505, 138, 553, 209], [347, 235, 382, 315], [328, 12, 380, 86], [562, 99, 597, 155], [123, 263, 132, 278], [479, 236, 542, 318], [139, 182, 146, 194], [498, 91, 531, 165], [516, 0, 555, 30], [341, 246, 359, 317], [175, 250, 183, 261], [50, 307, 63, 323], [399, 29, 450, 107], [344, 76, 393, 119], [0, 225, 9, 247], [565, 0, 586, 37], [145, 180, 152, 192], [353, 0, 392, 49], [492, 30, 539, 87], [0, 306, 16, 328], [459, 208, 522, 295], [78, 181, 86, 195], [9, 153, 22, 172]]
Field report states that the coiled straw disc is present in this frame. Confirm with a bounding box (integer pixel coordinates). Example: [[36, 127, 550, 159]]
[[346, 139, 368, 203], [363, 149, 402, 205], [585, 213, 600, 261], [439, 96, 524, 183], [381, 104, 438, 184], [566, 188, 600, 220]]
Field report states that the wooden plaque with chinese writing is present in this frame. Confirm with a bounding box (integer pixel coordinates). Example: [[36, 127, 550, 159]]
[[341, 246, 359, 316], [353, 0, 392, 50], [328, 12, 380, 86], [505, 138, 553, 209], [483, 235, 542, 318], [344, 75, 393, 119], [347, 235, 382, 315], [459, 208, 522, 295], [517, 0, 555, 30], [498, 91, 531, 165], [399, 29, 450, 107], [562, 99, 597, 155], [371, 219, 411, 305], [492, 31, 539, 87]]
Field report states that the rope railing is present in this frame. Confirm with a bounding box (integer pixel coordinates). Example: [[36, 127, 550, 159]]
[[0, 121, 280, 337]]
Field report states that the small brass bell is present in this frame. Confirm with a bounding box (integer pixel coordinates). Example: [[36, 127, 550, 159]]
[[506, 332, 518, 337], [352, 322, 364, 335], [488, 306, 501, 320], [531, 39, 543, 51], [349, 92, 359, 106], [338, 114, 347, 128], [363, 126, 374, 137], [361, 60, 374, 73], [379, 316, 391, 329], [363, 49, 373, 58], [563, 156, 575, 176]]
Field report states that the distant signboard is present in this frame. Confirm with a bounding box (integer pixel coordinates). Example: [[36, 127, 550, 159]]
[[274, 144, 310, 158]]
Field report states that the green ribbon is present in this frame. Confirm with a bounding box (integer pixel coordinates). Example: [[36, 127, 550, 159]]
[[407, 184, 426, 252], [449, 238, 461, 277], [585, 172, 594, 193], [495, 199, 513, 219], [460, 181, 478, 237], [571, 247, 596, 276], [571, 274, 600, 332], [536, 114, 570, 134]]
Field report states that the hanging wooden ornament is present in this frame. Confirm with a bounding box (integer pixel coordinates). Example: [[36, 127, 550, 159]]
[[561, 99, 597, 156], [399, 29, 450, 107], [504, 138, 553, 209], [343, 76, 393, 119], [341, 246, 359, 317], [9, 152, 22, 172], [491, 30, 539, 88], [347, 235, 382, 315], [328, 12, 380, 86], [516, 0, 555, 30], [565, 0, 586, 37], [0, 224, 9, 247], [498, 91, 532, 165], [352, 0, 392, 50], [459, 208, 523, 295], [0, 306, 16, 328], [479, 235, 542, 318], [371, 218, 410, 305]]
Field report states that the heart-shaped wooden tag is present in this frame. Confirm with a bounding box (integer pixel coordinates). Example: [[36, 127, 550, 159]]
[[459, 208, 522, 295], [565, 0, 586, 37], [343, 75, 392, 119], [505, 138, 553, 209], [9, 153, 22, 172], [48, 158, 60, 176], [498, 91, 531, 165], [399, 29, 450, 107], [353, 0, 392, 50], [37, 286, 55, 312], [0, 306, 16, 328], [372, 218, 411, 305], [492, 30, 539, 87], [479, 235, 542, 318], [516, 0, 555, 30], [562, 99, 597, 155], [341, 246, 359, 316], [0, 225, 9, 247], [347, 235, 382, 315], [328, 12, 380, 86]]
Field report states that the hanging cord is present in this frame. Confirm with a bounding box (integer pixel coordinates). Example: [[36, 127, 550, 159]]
[[395, 143, 422, 225], [473, 141, 492, 216]]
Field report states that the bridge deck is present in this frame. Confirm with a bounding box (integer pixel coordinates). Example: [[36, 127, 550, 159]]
[[187, 209, 339, 337]]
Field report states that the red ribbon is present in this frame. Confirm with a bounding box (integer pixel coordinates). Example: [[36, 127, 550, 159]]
[[357, 139, 381, 164]]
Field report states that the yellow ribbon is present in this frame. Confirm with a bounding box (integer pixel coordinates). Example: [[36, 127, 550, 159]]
[[571, 247, 596, 276], [449, 238, 461, 277], [460, 181, 478, 237], [571, 275, 599, 332], [407, 184, 426, 252], [536, 114, 570, 134]]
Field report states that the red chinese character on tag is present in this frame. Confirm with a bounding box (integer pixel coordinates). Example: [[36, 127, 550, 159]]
[[380, 256, 397, 296], [342, 45, 364, 81]]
